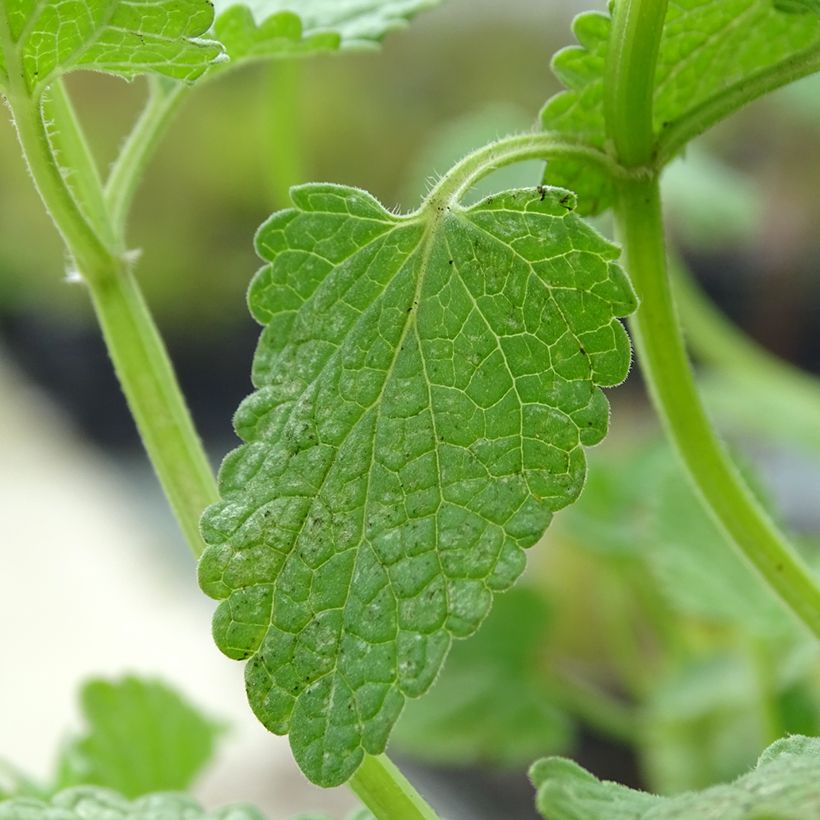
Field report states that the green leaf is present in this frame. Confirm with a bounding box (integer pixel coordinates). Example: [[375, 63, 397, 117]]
[[531, 735, 820, 819], [0, 1, 222, 95], [393, 587, 572, 767], [541, 1, 820, 214], [55, 677, 222, 798], [211, 0, 441, 65], [0, 787, 263, 820], [199, 182, 635, 786]]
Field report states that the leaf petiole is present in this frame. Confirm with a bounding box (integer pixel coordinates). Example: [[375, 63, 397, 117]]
[[105, 77, 190, 240]]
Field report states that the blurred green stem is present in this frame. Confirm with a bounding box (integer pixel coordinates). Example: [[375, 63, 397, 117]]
[[105, 77, 189, 240], [543, 671, 638, 744], [87, 268, 219, 556], [607, 0, 820, 637]]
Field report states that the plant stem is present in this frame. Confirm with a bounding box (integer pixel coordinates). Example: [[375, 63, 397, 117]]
[[105, 77, 189, 239], [422, 130, 623, 208], [349, 754, 439, 820], [604, 0, 668, 168], [605, 0, 820, 636], [42, 80, 115, 247], [87, 267, 218, 555], [3, 42, 216, 555], [616, 176, 820, 636]]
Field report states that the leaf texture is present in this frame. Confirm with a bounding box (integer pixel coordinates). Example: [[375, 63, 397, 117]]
[[199, 183, 635, 786], [211, 0, 441, 64], [541, 1, 820, 214], [0, 1, 221, 93], [531, 735, 820, 819], [0, 788, 263, 820], [393, 587, 573, 767], [55, 677, 222, 798]]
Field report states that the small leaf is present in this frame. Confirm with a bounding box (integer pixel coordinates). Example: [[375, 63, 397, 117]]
[[394, 587, 572, 767], [55, 677, 223, 798], [541, 2, 820, 214], [531, 735, 820, 819], [211, 0, 441, 65], [0, 787, 264, 820], [0, 1, 222, 94], [199, 183, 635, 786]]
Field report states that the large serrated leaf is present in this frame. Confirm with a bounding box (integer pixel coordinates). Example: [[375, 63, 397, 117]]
[[531, 735, 820, 819], [211, 0, 441, 65], [541, 0, 820, 214], [55, 677, 222, 798], [393, 587, 573, 767], [0, 1, 222, 94], [198, 182, 635, 786], [0, 787, 263, 820]]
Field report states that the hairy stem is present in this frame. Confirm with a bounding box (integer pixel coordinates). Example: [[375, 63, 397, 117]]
[[42, 79, 114, 247], [105, 77, 189, 239], [3, 55, 215, 553], [88, 267, 219, 555], [606, 0, 820, 636], [616, 177, 820, 636], [349, 755, 439, 820], [422, 130, 624, 207], [604, 0, 668, 167]]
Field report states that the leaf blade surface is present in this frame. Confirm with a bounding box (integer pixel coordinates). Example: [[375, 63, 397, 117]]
[[541, 1, 820, 213], [531, 735, 820, 819], [199, 182, 635, 786], [0, 0, 221, 92]]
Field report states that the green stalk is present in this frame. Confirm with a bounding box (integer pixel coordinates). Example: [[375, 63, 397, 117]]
[[105, 77, 189, 239], [616, 177, 820, 635], [42, 79, 115, 247], [1, 26, 216, 554], [349, 755, 439, 820], [605, 0, 820, 636], [87, 268, 218, 555]]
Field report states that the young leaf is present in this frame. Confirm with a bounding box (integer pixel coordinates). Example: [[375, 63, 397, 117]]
[[393, 587, 573, 767], [199, 183, 635, 786], [0, 787, 263, 820], [542, 1, 820, 214], [211, 0, 441, 65], [0, 1, 222, 95], [531, 735, 820, 819], [55, 677, 223, 798]]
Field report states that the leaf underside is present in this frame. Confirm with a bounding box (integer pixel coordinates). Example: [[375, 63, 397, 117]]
[[542, 0, 820, 214], [0, 787, 264, 820], [211, 0, 442, 64], [199, 182, 635, 786], [531, 735, 820, 819], [393, 587, 573, 767], [0, 1, 221, 93]]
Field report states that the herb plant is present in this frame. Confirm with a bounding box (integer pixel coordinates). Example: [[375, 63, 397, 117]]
[[2, 0, 820, 818]]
